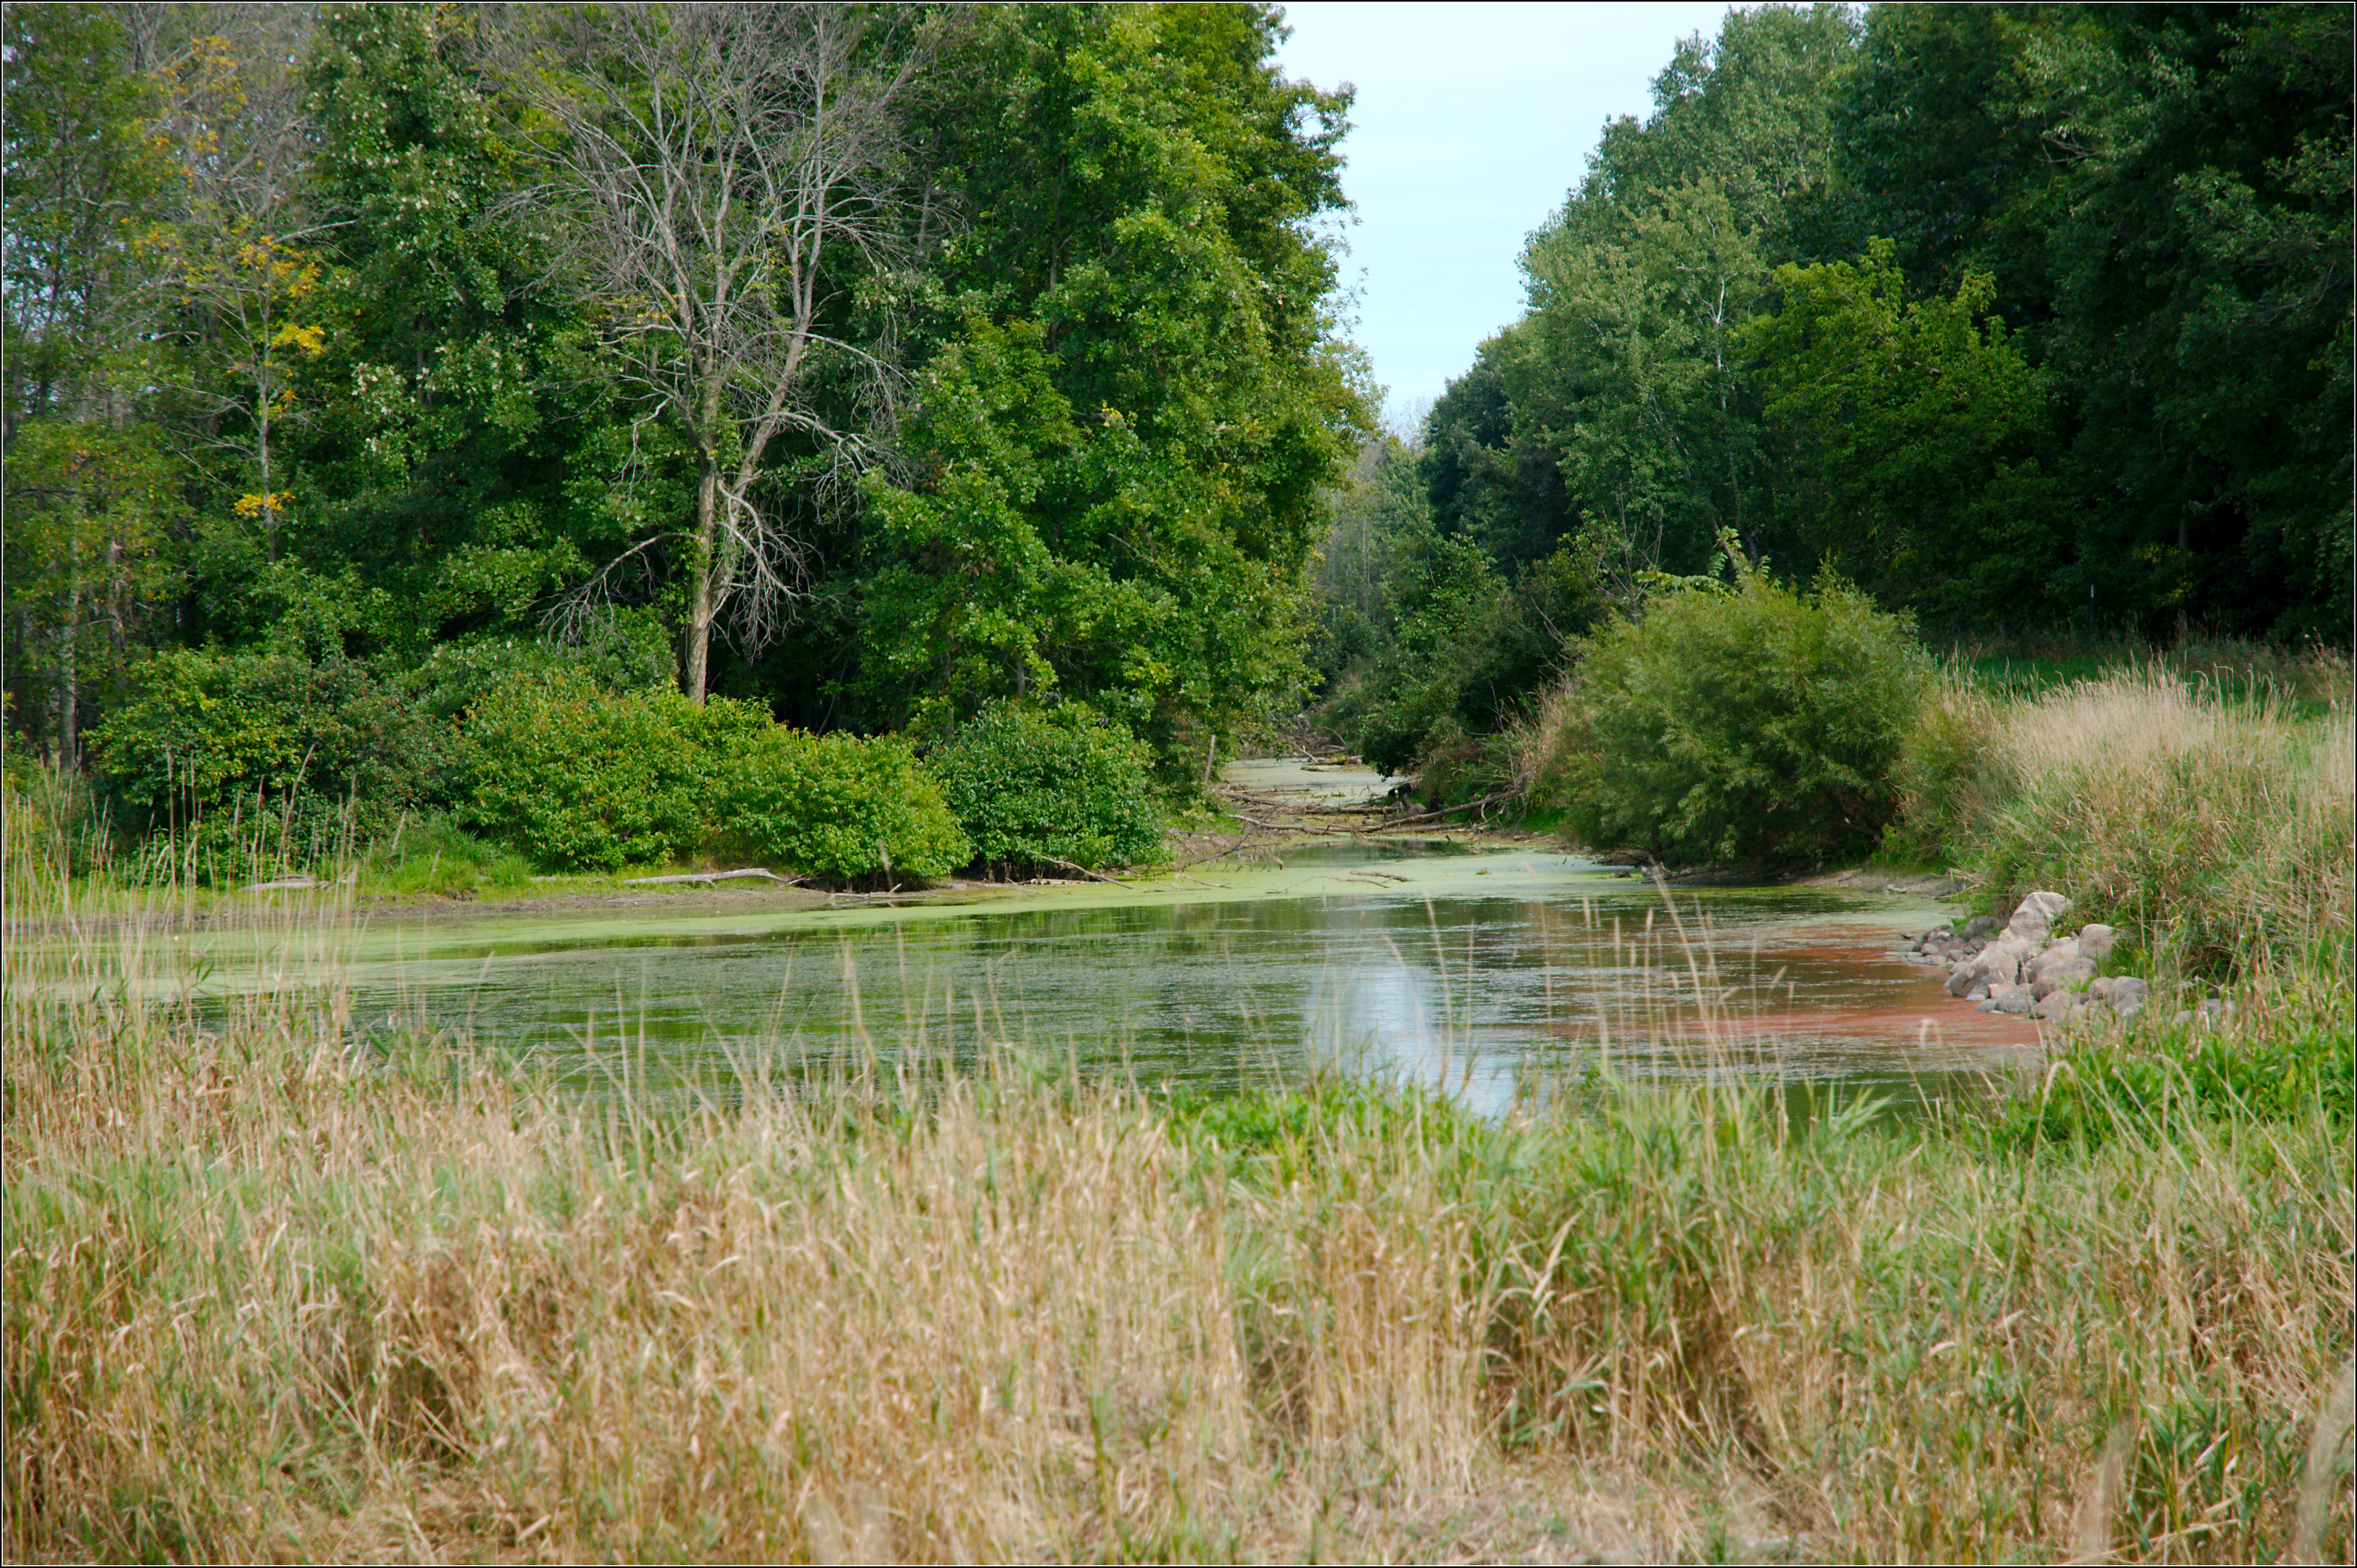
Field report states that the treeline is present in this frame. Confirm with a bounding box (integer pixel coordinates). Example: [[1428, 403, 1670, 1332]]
[[4, 2, 1368, 784], [1321, 1, 2350, 782]]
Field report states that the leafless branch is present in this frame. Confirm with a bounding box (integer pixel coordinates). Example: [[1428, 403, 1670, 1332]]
[[480, 3, 945, 697]]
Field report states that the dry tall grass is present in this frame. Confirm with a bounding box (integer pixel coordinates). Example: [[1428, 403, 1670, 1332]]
[[5, 856, 2351, 1562], [1902, 665, 2354, 977]]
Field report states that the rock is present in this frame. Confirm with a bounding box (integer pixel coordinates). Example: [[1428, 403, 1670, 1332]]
[[2031, 991, 2073, 1021], [2006, 891, 2072, 942], [2033, 958, 2097, 1000], [1988, 937, 2037, 984], [2076, 923, 2118, 963], [2032, 938, 2082, 976], [1994, 989, 2034, 1015], [2089, 976, 2116, 999], [2191, 997, 2231, 1028], [1963, 915, 1999, 941], [2108, 976, 2148, 1017]]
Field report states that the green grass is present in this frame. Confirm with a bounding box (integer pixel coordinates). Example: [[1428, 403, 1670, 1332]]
[[1936, 633, 2348, 719]]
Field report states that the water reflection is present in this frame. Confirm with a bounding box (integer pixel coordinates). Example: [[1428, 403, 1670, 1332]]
[[338, 839, 2038, 1111]]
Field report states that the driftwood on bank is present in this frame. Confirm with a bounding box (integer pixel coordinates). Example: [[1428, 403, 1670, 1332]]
[[1214, 788, 1390, 817], [1041, 855, 1129, 887], [620, 868, 803, 887]]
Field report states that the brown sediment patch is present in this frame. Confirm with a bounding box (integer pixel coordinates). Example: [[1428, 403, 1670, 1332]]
[[1654, 921, 2044, 1054], [1670, 1003, 2041, 1050]]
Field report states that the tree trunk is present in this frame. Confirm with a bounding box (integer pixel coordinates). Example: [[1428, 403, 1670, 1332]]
[[58, 561, 82, 770], [685, 456, 720, 703]]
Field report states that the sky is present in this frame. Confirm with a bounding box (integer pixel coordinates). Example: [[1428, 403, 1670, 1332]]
[[1274, 2, 1732, 432]]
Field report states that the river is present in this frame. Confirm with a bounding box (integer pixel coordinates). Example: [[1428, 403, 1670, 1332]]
[[308, 762, 2038, 1112]]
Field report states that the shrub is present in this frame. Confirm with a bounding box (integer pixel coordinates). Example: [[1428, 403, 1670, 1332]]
[[458, 674, 764, 872], [926, 703, 1164, 873], [718, 727, 968, 884], [89, 650, 446, 847], [1531, 560, 1927, 866], [405, 627, 676, 727], [1335, 539, 1601, 780]]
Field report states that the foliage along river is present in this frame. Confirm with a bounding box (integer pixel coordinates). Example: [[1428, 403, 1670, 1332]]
[[233, 761, 2041, 1113]]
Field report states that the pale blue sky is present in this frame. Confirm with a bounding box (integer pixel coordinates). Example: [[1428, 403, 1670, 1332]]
[[1275, 2, 1732, 430]]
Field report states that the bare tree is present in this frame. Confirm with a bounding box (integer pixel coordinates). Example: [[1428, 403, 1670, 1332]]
[[491, 3, 936, 702]]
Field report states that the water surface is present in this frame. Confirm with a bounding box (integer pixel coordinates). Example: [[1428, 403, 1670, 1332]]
[[313, 811, 2034, 1111]]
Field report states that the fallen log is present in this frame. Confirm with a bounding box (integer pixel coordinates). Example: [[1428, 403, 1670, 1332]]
[[621, 868, 803, 887], [1041, 856, 1130, 887]]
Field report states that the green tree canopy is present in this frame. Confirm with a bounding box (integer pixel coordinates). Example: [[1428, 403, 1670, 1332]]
[[1745, 240, 2063, 621], [851, 3, 1371, 763]]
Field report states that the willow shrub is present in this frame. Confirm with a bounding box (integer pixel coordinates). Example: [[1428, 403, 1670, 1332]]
[[1530, 563, 1926, 867], [926, 703, 1164, 874], [461, 676, 966, 882], [717, 727, 968, 885], [457, 674, 759, 871]]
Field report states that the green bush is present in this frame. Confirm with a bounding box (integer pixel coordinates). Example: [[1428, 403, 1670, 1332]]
[[1879, 678, 2008, 868], [717, 727, 969, 885], [89, 650, 446, 847], [1537, 559, 1928, 866], [458, 674, 764, 872], [926, 703, 1165, 874], [405, 627, 676, 727]]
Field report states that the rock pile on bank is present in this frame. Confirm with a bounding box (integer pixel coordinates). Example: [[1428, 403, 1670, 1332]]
[[1894, 891, 2146, 1023]]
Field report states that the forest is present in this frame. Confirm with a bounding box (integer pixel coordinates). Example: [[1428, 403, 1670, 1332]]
[[1318, 0, 2350, 786], [3, 1, 2350, 870]]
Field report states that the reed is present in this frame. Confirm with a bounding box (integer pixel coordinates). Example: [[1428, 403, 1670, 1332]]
[[1932, 663, 2353, 980], [5, 849, 2349, 1563]]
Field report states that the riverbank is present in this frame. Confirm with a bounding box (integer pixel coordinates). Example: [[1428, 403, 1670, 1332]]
[[8, 670, 2352, 1560], [5, 891, 2349, 1562]]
